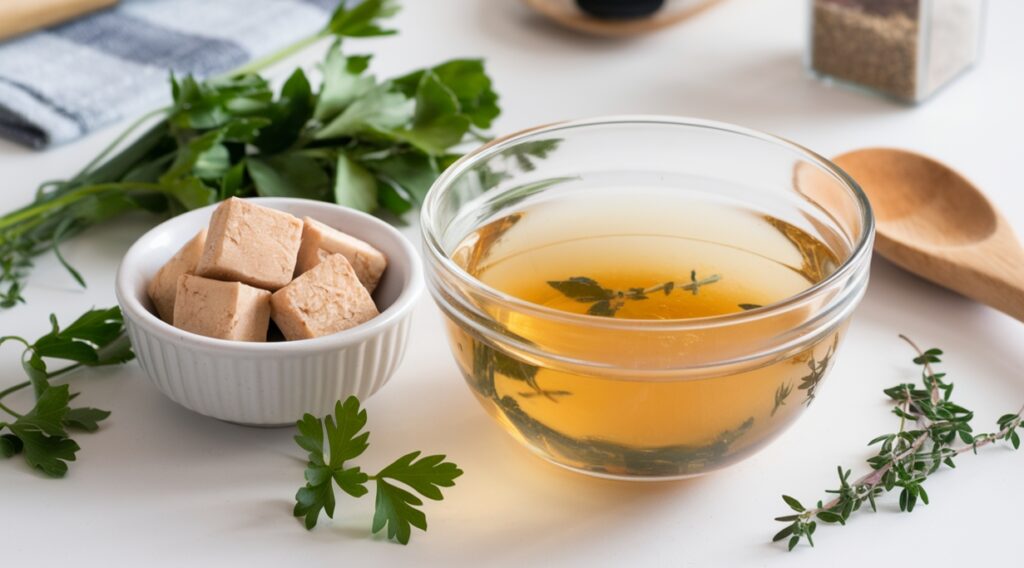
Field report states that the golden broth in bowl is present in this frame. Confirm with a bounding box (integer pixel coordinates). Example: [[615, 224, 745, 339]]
[[422, 117, 872, 479]]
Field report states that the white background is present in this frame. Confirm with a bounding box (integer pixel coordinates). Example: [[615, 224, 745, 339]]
[[1, 0, 1022, 565]]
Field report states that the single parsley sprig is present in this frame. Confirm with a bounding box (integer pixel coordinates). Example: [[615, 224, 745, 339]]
[[547, 270, 721, 317], [0, 0, 508, 308], [293, 397, 463, 545], [773, 335, 1023, 550], [0, 307, 133, 477]]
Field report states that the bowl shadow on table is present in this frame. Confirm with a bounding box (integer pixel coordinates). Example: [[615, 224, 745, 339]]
[[381, 373, 712, 553], [135, 384, 299, 467], [193, 366, 710, 550]]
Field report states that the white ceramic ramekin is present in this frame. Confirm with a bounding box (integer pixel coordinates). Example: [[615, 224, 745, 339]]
[[115, 197, 422, 426]]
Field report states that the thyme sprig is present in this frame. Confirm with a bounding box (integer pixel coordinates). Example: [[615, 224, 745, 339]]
[[547, 270, 721, 317], [773, 335, 1023, 550]]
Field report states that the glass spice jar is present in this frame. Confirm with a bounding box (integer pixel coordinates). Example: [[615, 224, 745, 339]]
[[808, 0, 986, 103]]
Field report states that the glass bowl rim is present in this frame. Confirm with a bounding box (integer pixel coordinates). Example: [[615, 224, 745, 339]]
[[420, 115, 875, 331]]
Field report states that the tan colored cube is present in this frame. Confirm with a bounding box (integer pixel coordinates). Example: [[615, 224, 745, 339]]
[[196, 198, 303, 291], [173, 274, 271, 342], [147, 229, 207, 323], [271, 254, 379, 340], [295, 217, 387, 293]]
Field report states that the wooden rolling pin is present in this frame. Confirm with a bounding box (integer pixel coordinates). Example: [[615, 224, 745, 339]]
[[0, 0, 118, 41]]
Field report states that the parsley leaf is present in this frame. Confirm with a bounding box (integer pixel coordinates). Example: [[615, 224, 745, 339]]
[[0, 307, 133, 478], [378, 451, 463, 499], [14, 384, 72, 437], [292, 396, 462, 544], [333, 154, 379, 212], [393, 59, 500, 129], [372, 479, 426, 544], [395, 71, 471, 156], [361, 150, 438, 204], [324, 397, 370, 465], [334, 466, 371, 498], [0, 434, 22, 457], [293, 399, 371, 528], [248, 154, 331, 201], [295, 477, 337, 530], [315, 49, 376, 123], [327, 0, 400, 38], [6, 426, 80, 477], [64, 407, 112, 432], [316, 83, 415, 139], [372, 451, 463, 544]]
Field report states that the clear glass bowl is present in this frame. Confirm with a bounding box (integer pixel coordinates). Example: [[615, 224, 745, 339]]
[[421, 117, 874, 480]]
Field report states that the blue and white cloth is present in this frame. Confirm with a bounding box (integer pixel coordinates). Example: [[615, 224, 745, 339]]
[[0, 0, 339, 148]]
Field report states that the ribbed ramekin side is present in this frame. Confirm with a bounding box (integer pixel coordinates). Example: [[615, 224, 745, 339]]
[[125, 312, 415, 426]]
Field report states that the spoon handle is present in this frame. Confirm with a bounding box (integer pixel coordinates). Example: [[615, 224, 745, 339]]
[[965, 258, 1024, 323], [880, 227, 1024, 323], [940, 242, 1024, 323]]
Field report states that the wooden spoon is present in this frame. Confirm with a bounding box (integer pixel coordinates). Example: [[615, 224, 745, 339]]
[[833, 148, 1024, 322]]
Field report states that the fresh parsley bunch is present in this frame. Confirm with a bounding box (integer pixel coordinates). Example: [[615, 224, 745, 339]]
[[0, 307, 133, 477], [293, 397, 463, 544], [0, 0, 500, 308]]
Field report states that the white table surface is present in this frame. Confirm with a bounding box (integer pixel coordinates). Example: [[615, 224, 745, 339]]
[[2, 0, 1022, 566]]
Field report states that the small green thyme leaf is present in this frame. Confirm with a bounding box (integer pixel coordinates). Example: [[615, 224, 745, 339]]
[[772, 383, 793, 417], [797, 337, 838, 406], [547, 277, 613, 303]]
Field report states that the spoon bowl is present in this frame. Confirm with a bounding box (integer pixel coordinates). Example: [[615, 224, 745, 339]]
[[834, 148, 1024, 322]]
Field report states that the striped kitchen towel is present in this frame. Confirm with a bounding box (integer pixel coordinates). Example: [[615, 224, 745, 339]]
[[0, 0, 339, 148]]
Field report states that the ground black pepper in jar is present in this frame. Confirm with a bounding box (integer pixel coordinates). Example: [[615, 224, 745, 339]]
[[808, 0, 986, 103]]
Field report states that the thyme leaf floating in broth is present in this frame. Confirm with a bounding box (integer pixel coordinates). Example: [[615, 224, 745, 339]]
[[772, 383, 793, 417], [797, 336, 838, 406], [547, 272, 721, 318]]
